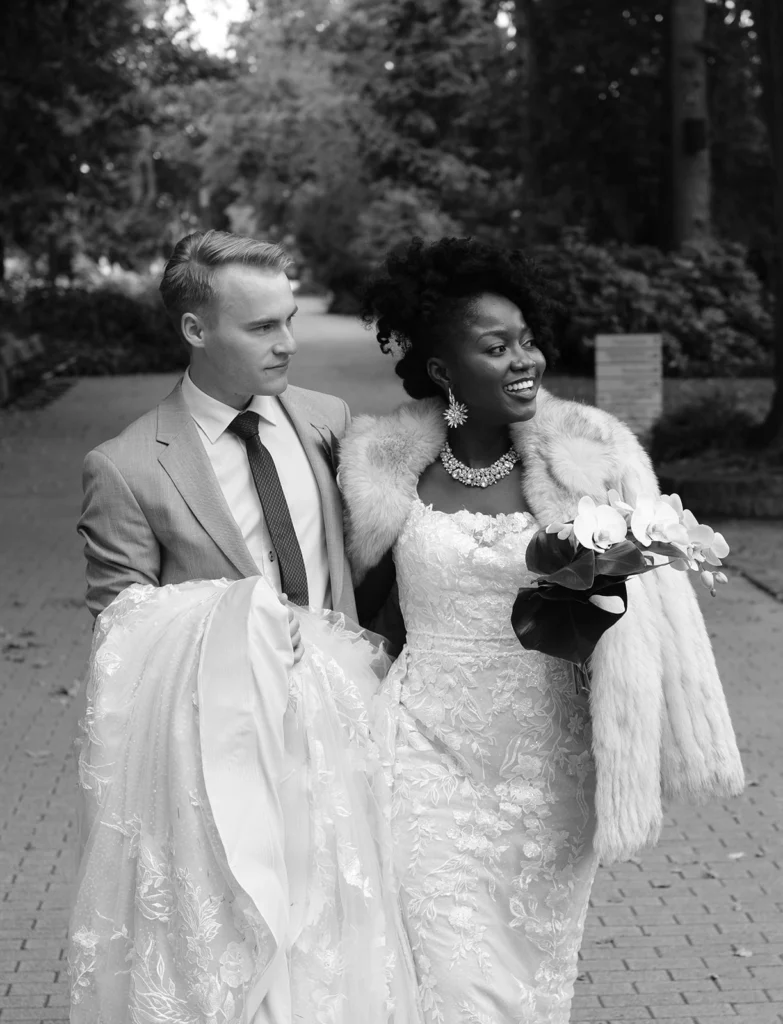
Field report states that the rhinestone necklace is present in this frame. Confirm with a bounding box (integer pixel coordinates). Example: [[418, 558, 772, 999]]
[[440, 440, 520, 488]]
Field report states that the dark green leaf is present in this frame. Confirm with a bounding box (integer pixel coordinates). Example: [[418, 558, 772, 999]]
[[594, 539, 648, 576], [525, 529, 577, 576], [539, 547, 597, 591], [645, 541, 688, 560], [512, 581, 629, 669]]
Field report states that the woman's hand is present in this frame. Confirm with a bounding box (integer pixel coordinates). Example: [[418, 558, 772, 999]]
[[279, 593, 304, 663]]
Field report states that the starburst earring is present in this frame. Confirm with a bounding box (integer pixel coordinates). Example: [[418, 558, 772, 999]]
[[444, 387, 469, 429]]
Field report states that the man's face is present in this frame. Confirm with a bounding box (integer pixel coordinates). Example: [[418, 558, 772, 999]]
[[186, 264, 297, 402]]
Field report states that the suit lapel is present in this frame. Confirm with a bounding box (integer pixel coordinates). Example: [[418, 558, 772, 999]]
[[278, 390, 345, 605], [156, 384, 259, 578]]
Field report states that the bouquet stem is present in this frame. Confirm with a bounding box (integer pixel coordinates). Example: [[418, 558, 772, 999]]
[[573, 664, 591, 695]]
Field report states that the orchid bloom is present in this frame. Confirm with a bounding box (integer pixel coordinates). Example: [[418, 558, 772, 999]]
[[659, 493, 685, 518], [700, 568, 730, 596], [572, 496, 628, 552], [606, 488, 635, 520], [702, 531, 730, 566], [541, 492, 731, 599], [678, 511, 731, 567], [545, 522, 575, 542], [630, 495, 688, 547]]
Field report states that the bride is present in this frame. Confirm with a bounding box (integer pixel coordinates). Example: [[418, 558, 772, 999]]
[[337, 236, 744, 1023]]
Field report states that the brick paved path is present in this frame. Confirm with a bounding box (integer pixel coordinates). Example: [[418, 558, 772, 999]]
[[1, 368, 781, 1023]]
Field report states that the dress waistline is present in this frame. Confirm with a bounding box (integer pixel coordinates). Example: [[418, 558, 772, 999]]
[[405, 629, 522, 657]]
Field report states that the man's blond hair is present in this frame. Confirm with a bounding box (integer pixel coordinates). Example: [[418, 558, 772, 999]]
[[159, 230, 292, 334]]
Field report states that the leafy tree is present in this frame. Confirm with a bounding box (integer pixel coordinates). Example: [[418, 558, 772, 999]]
[[670, 0, 711, 246], [202, 1, 770, 263], [0, 0, 140, 274], [708, 5, 772, 253], [160, 4, 373, 303], [195, 10, 368, 237], [0, 0, 224, 275], [749, 0, 783, 446], [483, 2, 767, 248], [66, 9, 230, 267]]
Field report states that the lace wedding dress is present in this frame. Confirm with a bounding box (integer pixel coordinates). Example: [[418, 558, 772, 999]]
[[379, 499, 599, 1024], [68, 577, 423, 1024]]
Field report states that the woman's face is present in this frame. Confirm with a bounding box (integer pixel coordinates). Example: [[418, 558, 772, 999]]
[[429, 292, 547, 426]]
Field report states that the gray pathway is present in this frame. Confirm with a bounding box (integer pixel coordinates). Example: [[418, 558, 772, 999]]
[[0, 313, 781, 1022]]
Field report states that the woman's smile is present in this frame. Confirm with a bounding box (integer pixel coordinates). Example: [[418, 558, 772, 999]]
[[502, 375, 538, 399]]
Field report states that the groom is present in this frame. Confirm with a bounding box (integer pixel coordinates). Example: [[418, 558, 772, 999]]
[[79, 229, 357, 632]]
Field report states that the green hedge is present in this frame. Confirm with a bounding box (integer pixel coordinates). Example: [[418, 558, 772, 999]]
[[13, 284, 187, 377], [649, 391, 760, 464], [530, 233, 773, 376]]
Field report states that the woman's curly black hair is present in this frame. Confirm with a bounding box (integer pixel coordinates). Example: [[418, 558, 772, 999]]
[[360, 236, 556, 400]]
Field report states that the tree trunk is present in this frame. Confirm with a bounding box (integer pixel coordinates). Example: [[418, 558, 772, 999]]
[[751, 0, 783, 447], [670, 0, 711, 248], [514, 0, 540, 234]]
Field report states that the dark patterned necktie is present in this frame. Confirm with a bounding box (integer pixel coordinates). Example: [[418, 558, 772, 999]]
[[228, 410, 310, 607]]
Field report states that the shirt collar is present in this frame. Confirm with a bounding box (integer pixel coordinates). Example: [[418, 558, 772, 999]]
[[181, 370, 278, 444]]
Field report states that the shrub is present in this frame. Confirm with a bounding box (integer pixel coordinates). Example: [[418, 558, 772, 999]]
[[531, 231, 773, 376], [649, 389, 762, 465], [10, 280, 186, 378]]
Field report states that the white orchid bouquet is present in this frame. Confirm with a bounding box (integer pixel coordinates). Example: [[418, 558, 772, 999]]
[[511, 491, 730, 680]]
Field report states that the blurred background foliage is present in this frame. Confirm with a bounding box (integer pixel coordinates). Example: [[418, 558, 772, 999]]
[[0, 0, 780, 433]]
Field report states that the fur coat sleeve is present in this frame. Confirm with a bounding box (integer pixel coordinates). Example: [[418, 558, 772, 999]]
[[338, 388, 744, 863]]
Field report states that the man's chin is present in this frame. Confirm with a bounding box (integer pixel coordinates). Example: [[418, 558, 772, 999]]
[[255, 373, 289, 396]]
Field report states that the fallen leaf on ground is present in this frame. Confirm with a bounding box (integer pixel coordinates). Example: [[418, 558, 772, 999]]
[[3, 638, 38, 651], [51, 683, 80, 698]]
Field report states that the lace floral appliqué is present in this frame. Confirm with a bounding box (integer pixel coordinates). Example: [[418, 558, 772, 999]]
[[385, 500, 599, 1024]]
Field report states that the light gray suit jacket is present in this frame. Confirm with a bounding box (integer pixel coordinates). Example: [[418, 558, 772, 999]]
[[79, 380, 357, 620]]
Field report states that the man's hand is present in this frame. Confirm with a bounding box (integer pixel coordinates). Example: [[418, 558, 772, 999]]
[[279, 593, 304, 664]]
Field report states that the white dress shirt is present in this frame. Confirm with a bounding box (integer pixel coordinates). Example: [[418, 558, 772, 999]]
[[181, 371, 331, 609]]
